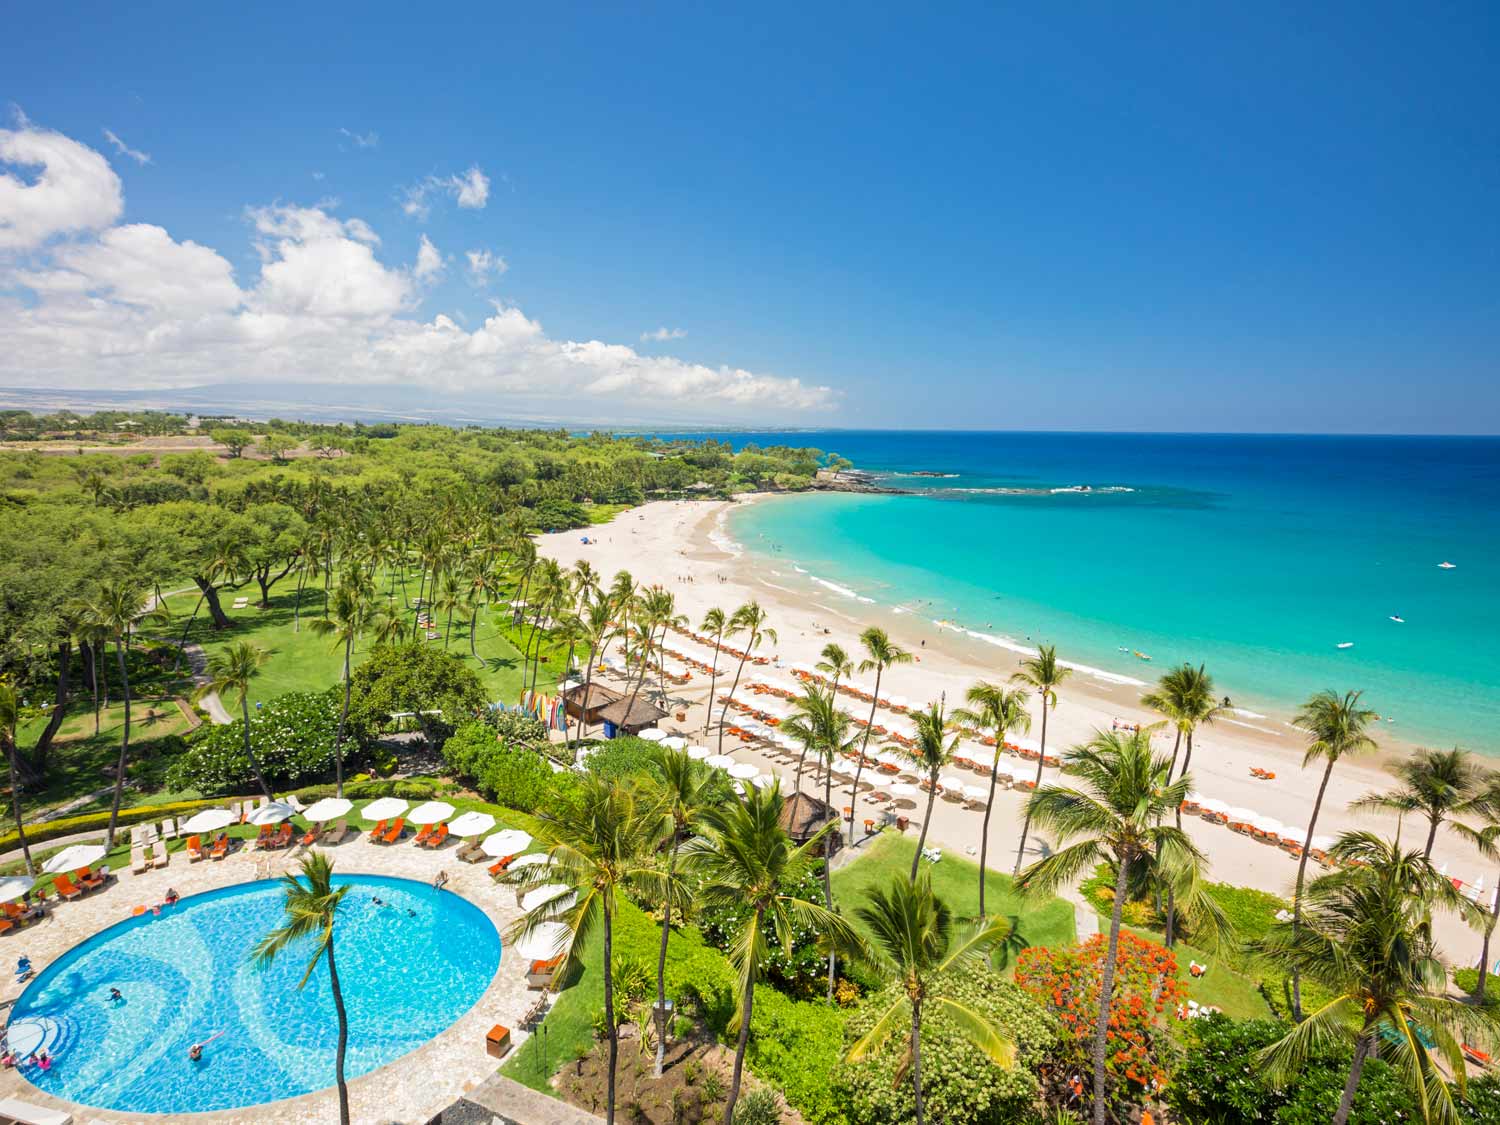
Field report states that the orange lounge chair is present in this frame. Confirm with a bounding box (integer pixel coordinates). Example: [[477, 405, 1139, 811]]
[[0, 919, 13, 936], [380, 818, 405, 844], [77, 866, 107, 891], [210, 834, 229, 859], [422, 824, 449, 849], [413, 823, 434, 845], [488, 855, 514, 878], [53, 874, 84, 901], [186, 835, 205, 861], [369, 818, 389, 839], [299, 825, 320, 847], [1463, 1043, 1492, 1068]]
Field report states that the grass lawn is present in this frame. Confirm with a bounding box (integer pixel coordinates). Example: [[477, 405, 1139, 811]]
[[833, 832, 1077, 964]]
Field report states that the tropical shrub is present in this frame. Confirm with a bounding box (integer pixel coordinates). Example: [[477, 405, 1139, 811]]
[[697, 863, 829, 998], [1452, 966, 1500, 1003], [731, 1088, 782, 1125], [345, 643, 487, 743], [833, 965, 1053, 1125], [745, 989, 848, 1125], [167, 689, 339, 792], [1015, 932, 1183, 1112], [442, 721, 553, 808], [582, 737, 664, 785], [482, 709, 550, 750]]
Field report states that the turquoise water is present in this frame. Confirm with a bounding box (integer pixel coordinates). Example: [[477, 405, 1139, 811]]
[[8, 875, 501, 1114], [716, 432, 1500, 750]]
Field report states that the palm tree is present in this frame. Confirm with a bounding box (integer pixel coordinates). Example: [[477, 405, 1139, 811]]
[[1289, 689, 1379, 1020], [1141, 662, 1221, 784], [817, 643, 852, 699], [1256, 832, 1492, 1125], [1352, 747, 1485, 860], [309, 570, 373, 798], [699, 607, 727, 736], [644, 748, 715, 1077], [852, 628, 912, 838], [1009, 644, 1072, 875], [716, 602, 776, 754], [197, 641, 274, 798], [1016, 730, 1216, 1125], [575, 598, 619, 741], [504, 775, 666, 1125], [253, 852, 353, 1125], [897, 701, 962, 883], [639, 587, 687, 702], [1454, 806, 1500, 1004], [682, 783, 859, 1125], [953, 683, 1031, 916], [0, 681, 34, 876], [845, 874, 1015, 1125]]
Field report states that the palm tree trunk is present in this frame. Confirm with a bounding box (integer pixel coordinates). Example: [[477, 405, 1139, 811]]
[[1166, 726, 1183, 783], [653, 837, 680, 1078], [1014, 703, 1048, 875], [722, 906, 763, 1125], [241, 694, 273, 798], [718, 651, 750, 754], [703, 632, 722, 735], [1332, 1030, 1373, 1125], [326, 930, 352, 1125], [979, 746, 999, 917], [293, 567, 306, 632], [603, 897, 618, 1125], [850, 666, 883, 841], [5, 737, 34, 877], [822, 760, 837, 1001], [1091, 852, 1131, 1125], [468, 605, 480, 661], [333, 640, 351, 799], [91, 643, 101, 735], [911, 778, 938, 882], [1423, 815, 1440, 860], [580, 651, 598, 740], [1475, 874, 1500, 1003], [910, 998, 926, 1125], [105, 640, 132, 849], [1291, 757, 1336, 1022]]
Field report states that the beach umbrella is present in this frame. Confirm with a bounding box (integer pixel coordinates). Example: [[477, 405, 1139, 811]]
[[448, 811, 496, 838], [361, 797, 409, 822], [831, 759, 858, 777], [661, 735, 688, 750], [962, 784, 988, 802], [521, 884, 574, 912], [43, 844, 106, 874], [686, 745, 711, 760], [705, 754, 735, 769], [753, 774, 775, 789], [939, 774, 964, 791], [248, 802, 296, 826], [1012, 736, 1042, 754], [182, 808, 236, 834], [637, 728, 667, 742], [514, 921, 571, 962], [0, 876, 34, 903], [510, 853, 556, 870], [483, 829, 533, 857], [728, 762, 758, 780], [302, 797, 353, 823], [407, 800, 456, 826], [732, 782, 746, 796]]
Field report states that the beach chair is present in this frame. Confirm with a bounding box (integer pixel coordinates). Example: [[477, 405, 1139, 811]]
[[52, 874, 83, 901], [488, 855, 514, 879], [284, 794, 307, 813], [186, 835, 204, 862], [2, 903, 31, 929], [78, 867, 107, 891], [210, 834, 229, 860], [276, 824, 293, 848], [1463, 1043, 1493, 1068], [413, 823, 435, 846], [380, 818, 405, 844], [325, 819, 348, 845], [456, 840, 485, 863], [299, 824, 321, 848], [422, 824, 449, 849], [130, 824, 145, 847], [130, 846, 148, 874], [161, 818, 178, 841], [152, 841, 169, 869], [368, 818, 389, 841], [526, 955, 563, 990]]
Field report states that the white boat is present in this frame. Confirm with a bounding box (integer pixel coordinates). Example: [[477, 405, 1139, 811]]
[[1336, 642, 1354, 649], [1389, 615, 1404, 623], [1439, 561, 1457, 569]]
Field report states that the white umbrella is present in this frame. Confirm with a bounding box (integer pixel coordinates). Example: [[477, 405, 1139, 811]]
[[831, 759, 857, 777], [1226, 807, 1259, 825], [483, 829, 533, 857], [521, 884, 574, 912], [994, 766, 1016, 781], [0, 876, 34, 903], [962, 784, 988, 802], [43, 844, 107, 874], [407, 800, 455, 826], [885, 694, 909, 708], [448, 811, 496, 838], [728, 762, 758, 780], [938, 774, 964, 790], [637, 728, 667, 742], [510, 853, 555, 870], [889, 783, 918, 798], [248, 802, 296, 826], [686, 745, 711, 760], [705, 754, 735, 769], [1198, 797, 1230, 813], [303, 797, 353, 823], [661, 736, 688, 751], [182, 808, 235, 833], [753, 774, 775, 789], [514, 921, 571, 962], [361, 797, 409, 821], [1251, 817, 1283, 836]]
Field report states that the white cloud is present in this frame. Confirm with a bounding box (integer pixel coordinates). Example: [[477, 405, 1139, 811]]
[[339, 127, 379, 149], [465, 248, 507, 285], [102, 129, 151, 166], [0, 120, 124, 251], [312, 171, 325, 182], [641, 326, 687, 342], [0, 127, 836, 419], [401, 165, 491, 220], [414, 234, 444, 282]]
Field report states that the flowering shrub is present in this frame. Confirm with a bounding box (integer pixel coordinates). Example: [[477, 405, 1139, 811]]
[[697, 865, 829, 997], [167, 689, 339, 792], [442, 720, 552, 808], [1014, 932, 1183, 1110]]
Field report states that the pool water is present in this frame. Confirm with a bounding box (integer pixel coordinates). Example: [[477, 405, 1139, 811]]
[[8, 874, 502, 1114]]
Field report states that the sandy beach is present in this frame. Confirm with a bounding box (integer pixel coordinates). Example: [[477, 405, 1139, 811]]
[[539, 496, 1493, 967]]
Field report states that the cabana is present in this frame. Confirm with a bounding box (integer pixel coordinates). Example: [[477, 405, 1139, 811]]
[[779, 792, 842, 856], [561, 682, 625, 728], [594, 696, 669, 738]]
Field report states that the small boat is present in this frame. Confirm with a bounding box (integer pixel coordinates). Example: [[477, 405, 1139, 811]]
[[1439, 561, 1457, 569], [1389, 615, 1404, 623], [1133, 650, 1152, 661], [1337, 642, 1354, 649]]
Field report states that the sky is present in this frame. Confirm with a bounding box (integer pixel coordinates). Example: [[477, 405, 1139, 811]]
[[1, 2, 1496, 431]]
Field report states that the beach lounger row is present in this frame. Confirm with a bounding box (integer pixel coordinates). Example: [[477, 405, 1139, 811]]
[[130, 841, 171, 873], [368, 817, 406, 844]]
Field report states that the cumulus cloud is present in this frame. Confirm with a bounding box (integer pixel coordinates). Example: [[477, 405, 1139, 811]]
[[0, 127, 836, 419], [401, 165, 491, 220], [102, 129, 151, 166], [0, 120, 124, 250], [641, 326, 687, 342], [339, 127, 379, 149], [465, 248, 506, 285]]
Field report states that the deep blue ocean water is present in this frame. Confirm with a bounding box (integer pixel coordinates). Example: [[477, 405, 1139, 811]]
[[656, 432, 1500, 750]]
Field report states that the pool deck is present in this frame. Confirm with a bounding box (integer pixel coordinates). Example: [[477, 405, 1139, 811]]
[[0, 832, 539, 1124]]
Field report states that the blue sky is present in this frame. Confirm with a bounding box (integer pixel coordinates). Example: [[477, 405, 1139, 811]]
[[1, 2, 1496, 430]]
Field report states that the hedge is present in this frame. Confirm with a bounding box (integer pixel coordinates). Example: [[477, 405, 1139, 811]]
[[1, 797, 229, 853]]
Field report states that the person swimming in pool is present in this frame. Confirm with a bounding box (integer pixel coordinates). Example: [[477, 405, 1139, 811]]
[[108, 987, 123, 1004], [188, 1030, 225, 1062]]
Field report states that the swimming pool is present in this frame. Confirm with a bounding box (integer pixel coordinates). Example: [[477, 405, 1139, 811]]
[[7, 874, 502, 1114]]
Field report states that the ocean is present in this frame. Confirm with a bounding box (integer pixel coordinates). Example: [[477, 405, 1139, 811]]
[[663, 431, 1500, 751]]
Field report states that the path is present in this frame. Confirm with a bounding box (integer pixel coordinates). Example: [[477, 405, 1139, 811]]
[[182, 641, 232, 724]]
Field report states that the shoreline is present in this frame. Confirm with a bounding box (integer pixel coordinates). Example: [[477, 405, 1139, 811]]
[[539, 496, 1492, 966]]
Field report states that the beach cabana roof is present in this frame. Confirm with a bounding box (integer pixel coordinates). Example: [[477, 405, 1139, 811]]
[[779, 792, 838, 841], [596, 696, 668, 730]]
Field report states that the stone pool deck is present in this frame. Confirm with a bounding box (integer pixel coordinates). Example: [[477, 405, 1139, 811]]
[[0, 830, 546, 1124]]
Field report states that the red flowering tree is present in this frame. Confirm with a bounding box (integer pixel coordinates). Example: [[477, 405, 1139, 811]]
[[1015, 933, 1184, 1117]]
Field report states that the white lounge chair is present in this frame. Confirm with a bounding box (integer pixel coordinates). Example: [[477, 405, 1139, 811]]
[[151, 840, 168, 869], [0, 1095, 74, 1124], [161, 818, 177, 840], [130, 846, 147, 875]]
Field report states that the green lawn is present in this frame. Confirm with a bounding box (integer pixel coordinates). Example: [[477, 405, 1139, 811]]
[[832, 832, 1077, 963]]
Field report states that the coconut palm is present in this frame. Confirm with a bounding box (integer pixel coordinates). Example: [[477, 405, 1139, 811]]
[[1141, 662, 1222, 785], [640, 587, 687, 701], [253, 852, 353, 1125], [0, 681, 34, 876], [1016, 730, 1217, 1125], [1009, 645, 1072, 875], [1255, 831, 1493, 1125], [196, 641, 274, 799], [1453, 792, 1500, 1004], [643, 748, 716, 1077], [817, 643, 853, 698], [896, 701, 962, 883], [309, 570, 374, 798], [716, 602, 776, 754], [575, 599, 619, 741], [1289, 689, 1380, 1020], [845, 874, 1015, 1125], [852, 628, 913, 838], [1352, 747, 1486, 860], [681, 783, 860, 1125], [953, 683, 1031, 916], [700, 607, 728, 736], [504, 775, 667, 1125]]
